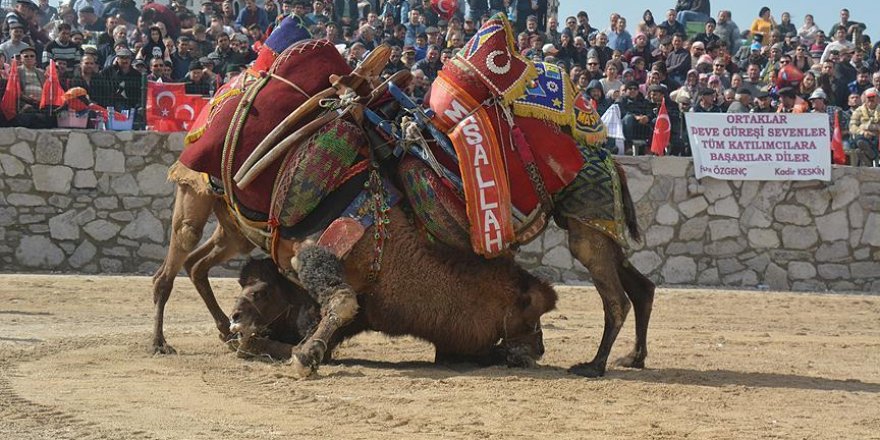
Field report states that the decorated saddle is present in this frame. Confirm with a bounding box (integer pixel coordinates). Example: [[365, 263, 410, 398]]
[[415, 13, 589, 257], [179, 39, 354, 218]]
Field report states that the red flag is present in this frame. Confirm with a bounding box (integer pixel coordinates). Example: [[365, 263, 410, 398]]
[[1, 60, 21, 120], [40, 59, 65, 109], [146, 81, 208, 132], [831, 111, 846, 165], [650, 98, 671, 156], [430, 0, 457, 20]]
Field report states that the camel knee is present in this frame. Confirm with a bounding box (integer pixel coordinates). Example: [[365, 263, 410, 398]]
[[175, 222, 203, 253], [324, 288, 359, 322]]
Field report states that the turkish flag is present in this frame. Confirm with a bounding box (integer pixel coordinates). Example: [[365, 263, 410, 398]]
[[40, 59, 65, 109], [650, 98, 671, 156], [146, 81, 208, 132], [831, 111, 846, 165], [431, 0, 457, 20], [1, 60, 21, 120]]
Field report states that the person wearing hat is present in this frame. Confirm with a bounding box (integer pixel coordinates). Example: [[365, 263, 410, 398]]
[[0, 22, 31, 60], [3, 0, 47, 45], [750, 89, 775, 113], [849, 87, 880, 166], [102, 0, 139, 28], [617, 79, 653, 154], [726, 87, 753, 113], [775, 86, 803, 113], [693, 88, 722, 113], [624, 32, 653, 66], [100, 46, 142, 109], [808, 88, 843, 136], [76, 5, 103, 32], [400, 45, 416, 69], [72, 0, 103, 18], [14, 46, 45, 111], [693, 18, 721, 48]]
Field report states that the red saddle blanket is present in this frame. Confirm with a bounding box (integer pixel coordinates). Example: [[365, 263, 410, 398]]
[[178, 40, 353, 215]]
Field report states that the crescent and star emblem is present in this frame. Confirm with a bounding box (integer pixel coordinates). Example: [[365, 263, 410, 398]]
[[486, 50, 511, 75]]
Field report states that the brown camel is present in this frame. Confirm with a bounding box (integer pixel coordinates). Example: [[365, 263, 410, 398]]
[[152, 158, 654, 378], [228, 238, 557, 368]]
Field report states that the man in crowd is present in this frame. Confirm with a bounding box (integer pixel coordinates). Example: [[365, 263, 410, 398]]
[[0, 22, 30, 60], [726, 88, 752, 113], [42, 22, 82, 68], [849, 87, 880, 166], [618, 80, 653, 153], [100, 47, 142, 109]]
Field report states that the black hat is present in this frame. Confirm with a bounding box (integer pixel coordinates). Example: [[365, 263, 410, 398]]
[[735, 87, 753, 95], [16, 0, 38, 10], [648, 84, 665, 93], [700, 88, 716, 96], [625, 80, 640, 89], [777, 87, 796, 98], [79, 5, 95, 13], [19, 45, 36, 55], [756, 90, 770, 99], [8, 21, 24, 30], [189, 60, 204, 70]]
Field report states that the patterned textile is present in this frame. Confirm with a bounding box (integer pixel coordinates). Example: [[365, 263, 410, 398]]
[[513, 62, 573, 127], [271, 119, 365, 229], [178, 39, 352, 215], [552, 146, 626, 245], [398, 156, 471, 251], [452, 13, 536, 105], [448, 106, 515, 257], [253, 14, 312, 72], [572, 93, 608, 147]]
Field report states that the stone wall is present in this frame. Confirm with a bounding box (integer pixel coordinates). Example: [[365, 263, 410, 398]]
[[1, 128, 878, 292]]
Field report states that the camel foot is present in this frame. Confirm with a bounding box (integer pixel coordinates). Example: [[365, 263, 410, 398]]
[[568, 361, 606, 378], [289, 352, 317, 379], [224, 333, 242, 352], [152, 341, 177, 355], [614, 351, 646, 369]]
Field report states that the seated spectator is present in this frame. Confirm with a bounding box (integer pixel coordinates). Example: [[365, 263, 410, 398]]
[[607, 17, 632, 53], [69, 52, 100, 96], [624, 32, 652, 65], [751, 89, 775, 112], [776, 87, 808, 113], [100, 47, 142, 109], [13, 46, 54, 128], [146, 57, 170, 81], [850, 67, 873, 96], [43, 23, 83, 68], [599, 63, 622, 96], [693, 87, 722, 112], [727, 87, 752, 112], [849, 87, 880, 165], [693, 18, 720, 47], [658, 9, 685, 36], [617, 80, 652, 152], [584, 78, 611, 115], [381, 45, 405, 79], [798, 14, 821, 46], [675, 0, 710, 27], [170, 36, 194, 80], [412, 44, 441, 81], [776, 12, 796, 38], [0, 22, 30, 61], [77, 6, 104, 32], [828, 8, 865, 42], [139, 26, 168, 61], [821, 27, 855, 63]]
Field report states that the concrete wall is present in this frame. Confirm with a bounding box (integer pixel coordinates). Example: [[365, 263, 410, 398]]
[[1, 128, 878, 292]]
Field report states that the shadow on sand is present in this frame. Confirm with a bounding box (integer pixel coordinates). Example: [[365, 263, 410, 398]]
[[328, 359, 880, 393]]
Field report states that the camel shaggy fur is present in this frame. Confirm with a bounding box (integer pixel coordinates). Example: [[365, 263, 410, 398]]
[[153, 160, 654, 378], [229, 212, 558, 365]]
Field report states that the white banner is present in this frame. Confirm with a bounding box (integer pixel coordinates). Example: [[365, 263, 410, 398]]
[[686, 113, 831, 181]]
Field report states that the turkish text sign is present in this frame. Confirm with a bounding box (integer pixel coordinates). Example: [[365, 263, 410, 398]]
[[686, 113, 831, 181]]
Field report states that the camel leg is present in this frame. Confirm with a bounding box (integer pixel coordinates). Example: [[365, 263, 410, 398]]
[[151, 185, 215, 354], [614, 258, 655, 369], [186, 204, 256, 341], [287, 245, 359, 378], [566, 221, 631, 378]]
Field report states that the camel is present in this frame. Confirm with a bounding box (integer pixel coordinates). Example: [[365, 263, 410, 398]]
[[152, 156, 654, 378], [228, 234, 557, 368]]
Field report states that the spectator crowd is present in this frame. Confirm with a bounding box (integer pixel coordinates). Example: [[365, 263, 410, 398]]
[[0, 0, 877, 165]]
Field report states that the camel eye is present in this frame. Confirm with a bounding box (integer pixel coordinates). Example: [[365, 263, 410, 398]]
[[253, 289, 267, 300]]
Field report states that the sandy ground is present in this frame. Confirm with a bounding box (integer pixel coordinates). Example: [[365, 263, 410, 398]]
[[0, 275, 878, 440]]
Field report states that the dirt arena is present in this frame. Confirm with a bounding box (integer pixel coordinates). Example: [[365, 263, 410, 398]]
[[0, 274, 878, 440]]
